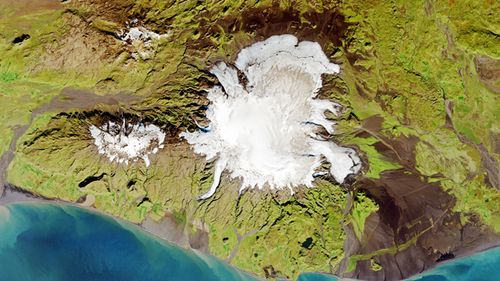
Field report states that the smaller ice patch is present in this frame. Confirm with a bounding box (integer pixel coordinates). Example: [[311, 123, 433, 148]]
[[118, 27, 165, 42], [117, 20, 168, 60], [90, 120, 165, 167]]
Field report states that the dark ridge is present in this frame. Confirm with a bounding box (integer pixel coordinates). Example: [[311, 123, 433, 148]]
[[58, 109, 181, 142], [301, 237, 313, 249], [96, 77, 115, 84], [348, 112, 360, 121], [196, 75, 218, 89], [12, 34, 30, 44], [23, 127, 61, 147], [63, 109, 165, 128], [191, 6, 352, 55], [78, 173, 106, 188], [272, 196, 308, 209], [354, 83, 370, 98], [240, 7, 350, 48], [344, 51, 366, 68], [222, 237, 229, 242], [234, 64, 249, 89], [436, 252, 455, 263], [198, 173, 211, 183], [343, 173, 358, 188]]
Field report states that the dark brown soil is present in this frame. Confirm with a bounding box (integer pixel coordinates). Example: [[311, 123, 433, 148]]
[[38, 88, 141, 114], [340, 116, 500, 280], [191, 5, 351, 58], [343, 167, 499, 280], [241, 7, 349, 47], [70, 0, 131, 25], [475, 55, 500, 93], [6, 0, 62, 16]]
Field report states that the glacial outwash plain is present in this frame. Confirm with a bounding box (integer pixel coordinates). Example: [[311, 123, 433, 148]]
[[0, 0, 499, 280]]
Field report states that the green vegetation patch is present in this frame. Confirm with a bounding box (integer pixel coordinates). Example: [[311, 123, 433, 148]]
[[349, 193, 378, 241], [3, 0, 500, 279], [351, 137, 402, 179]]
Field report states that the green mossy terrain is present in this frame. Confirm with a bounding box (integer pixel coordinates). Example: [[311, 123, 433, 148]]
[[1, 0, 499, 280]]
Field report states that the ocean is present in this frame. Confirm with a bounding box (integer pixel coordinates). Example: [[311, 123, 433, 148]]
[[0, 203, 498, 281], [408, 246, 500, 281], [0, 203, 257, 281]]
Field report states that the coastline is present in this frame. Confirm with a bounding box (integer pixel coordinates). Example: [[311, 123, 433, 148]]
[[0, 195, 263, 281], [0, 184, 265, 280], [405, 245, 500, 281], [2, 184, 500, 281], [0, 184, 54, 205], [0, 184, 208, 253]]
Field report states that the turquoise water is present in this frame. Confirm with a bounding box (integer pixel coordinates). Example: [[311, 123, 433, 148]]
[[296, 273, 338, 281], [408, 246, 500, 281], [0, 203, 499, 281], [296, 247, 500, 281], [0, 203, 258, 281]]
